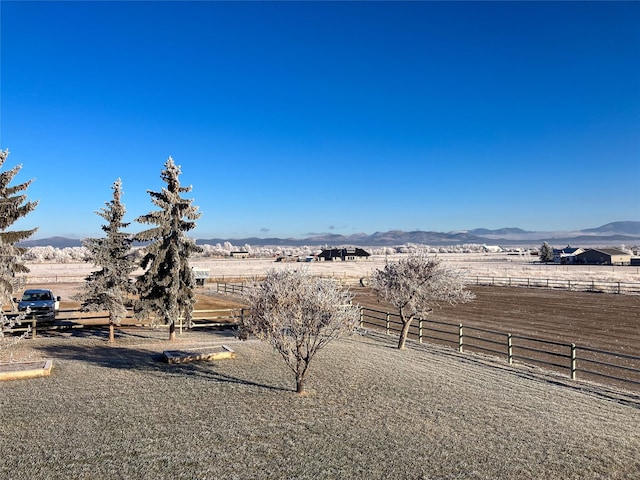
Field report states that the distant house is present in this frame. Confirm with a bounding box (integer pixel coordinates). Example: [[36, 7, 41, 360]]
[[230, 251, 249, 259], [552, 245, 584, 264], [575, 248, 632, 266], [318, 248, 370, 261]]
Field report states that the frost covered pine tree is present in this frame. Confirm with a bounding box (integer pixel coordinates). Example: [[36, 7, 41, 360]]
[[75, 179, 136, 343], [239, 269, 361, 394], [134, 157, 202, 341], [0, 149, 38, 348], [539, 242, 554, 263], [372, 252, 475, 350]]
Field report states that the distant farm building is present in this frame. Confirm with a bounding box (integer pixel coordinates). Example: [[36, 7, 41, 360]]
[[575, 248, 632, 266], [553, 246, 584, 264], [318, 248, 370, 261], [230, 251, 249, 259], [275, 255, 299, 262]]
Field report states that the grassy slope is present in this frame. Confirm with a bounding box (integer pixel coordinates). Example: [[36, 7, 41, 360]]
[[1, 329, 639, 480]]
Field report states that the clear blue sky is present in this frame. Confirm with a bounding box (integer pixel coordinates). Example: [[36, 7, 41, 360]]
[[1, 1, 639, 240]]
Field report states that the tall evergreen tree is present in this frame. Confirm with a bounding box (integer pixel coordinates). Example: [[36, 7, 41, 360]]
[[0, 149, 38, 304], [75, 179, 136, 343], [539, 242, 554, 263], [0, 149, 38, 347], [134, 157, 202, 341]]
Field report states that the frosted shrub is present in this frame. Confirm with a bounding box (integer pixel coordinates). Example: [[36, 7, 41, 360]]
[[239, 268, 360, 393]]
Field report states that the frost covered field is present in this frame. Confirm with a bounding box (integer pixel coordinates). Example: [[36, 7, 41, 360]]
[[22, 252, 640, 285]]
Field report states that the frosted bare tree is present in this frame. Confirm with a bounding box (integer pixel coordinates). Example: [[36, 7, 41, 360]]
[[74, 179, 137, 342], [0, 149, 38, 349], [239, 269, 360, 393], [134, 157, 201, 341], [372, 252, 474, 349]]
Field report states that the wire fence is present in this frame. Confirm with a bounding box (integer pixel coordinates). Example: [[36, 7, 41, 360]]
[[360, 307, 640, 392]]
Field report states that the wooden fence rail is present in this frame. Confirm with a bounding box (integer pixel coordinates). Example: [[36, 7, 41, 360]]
[[360, 307, 640, 391], [215, 282, 246, 295], [4, 308, 243, 338], [467, 275, 640, 295]]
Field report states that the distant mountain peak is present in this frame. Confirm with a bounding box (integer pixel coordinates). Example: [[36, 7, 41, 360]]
[[581, 221, 640, 236]]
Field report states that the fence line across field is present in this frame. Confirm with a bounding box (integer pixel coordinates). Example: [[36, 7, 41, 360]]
[[7, 307, 246, 338], [16, 269, 640, 296], [469, 275, 640, 294], [360, 307, 640, 392], [7, 299, 639, 392]]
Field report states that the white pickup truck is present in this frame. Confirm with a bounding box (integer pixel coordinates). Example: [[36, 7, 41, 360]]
[[15, 289, 60, 320]]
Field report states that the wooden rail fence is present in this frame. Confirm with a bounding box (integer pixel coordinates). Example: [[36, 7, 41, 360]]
[[467, 275, 640, 295], [4, 308, 243, 338], [360, 307, 640, 391], [6, 296, 639, 393], [215, 277, 640, 296]]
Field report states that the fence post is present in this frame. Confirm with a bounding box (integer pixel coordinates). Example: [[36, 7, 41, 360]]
[[385, 313, 390, 335], [618, 282, 621, 294], [507, 334, 513, 364], [458, 324, 463, 353], [418, 318, 423, 344], [31, 318, 37, 339], [360, 308, 364, 328], [570, 344, 576, 380]]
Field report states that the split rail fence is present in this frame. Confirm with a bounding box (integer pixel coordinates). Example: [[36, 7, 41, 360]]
[[361, 307, 640, 392]]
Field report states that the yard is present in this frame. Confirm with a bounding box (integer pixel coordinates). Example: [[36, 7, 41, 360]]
[[1, 327, 639, 479], [2, 257, 639, 478]]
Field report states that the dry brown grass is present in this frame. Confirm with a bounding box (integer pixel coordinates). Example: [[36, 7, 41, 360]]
[[1, 327, 639, 479]]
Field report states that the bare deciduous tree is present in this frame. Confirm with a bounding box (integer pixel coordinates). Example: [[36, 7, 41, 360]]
[[134, 157, 201, 341], [74, 179, 137, 342], [239, 269, 360, 393], [372, 252, 474, 350], [0, 149, 38, 349]]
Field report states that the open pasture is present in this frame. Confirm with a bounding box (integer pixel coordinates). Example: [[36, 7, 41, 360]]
[[10, 255, 640, 392], [354, 286, 640, 356], [21, 252, 640, 286], [353, 286, 640, 391]]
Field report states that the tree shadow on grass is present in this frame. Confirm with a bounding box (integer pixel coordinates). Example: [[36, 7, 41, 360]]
[[32, 340, 291, 393]]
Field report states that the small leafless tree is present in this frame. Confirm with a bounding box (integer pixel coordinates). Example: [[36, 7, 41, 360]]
[[372, 252, 474, 350], [239, 269, 360, 394]]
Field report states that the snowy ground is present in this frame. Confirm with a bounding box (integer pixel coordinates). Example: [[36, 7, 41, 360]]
[[22, 253, 640, 285]]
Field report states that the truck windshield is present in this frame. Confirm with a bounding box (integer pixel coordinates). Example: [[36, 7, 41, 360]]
[[22, 292, 52, 301]]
